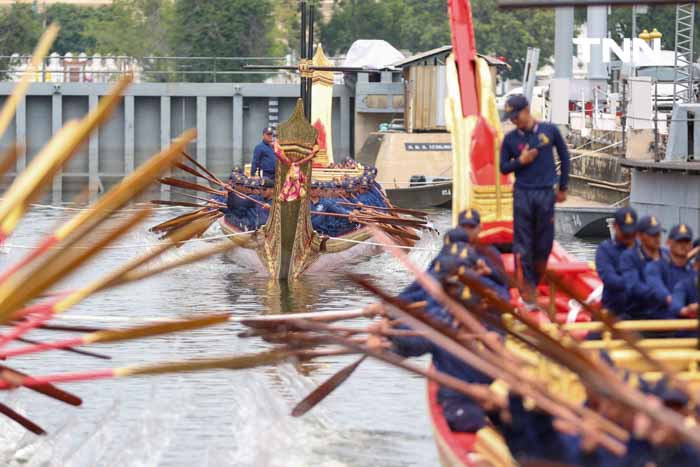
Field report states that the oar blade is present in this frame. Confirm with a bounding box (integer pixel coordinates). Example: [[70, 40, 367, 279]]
[[291, 355, 366, 417], [0, 402, 46, 435]]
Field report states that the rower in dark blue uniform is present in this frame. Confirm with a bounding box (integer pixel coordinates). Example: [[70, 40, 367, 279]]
[[645, 223, 694, 319], [671, 251, 699, 318], [595, 207, 637, 318], [388, 254, 493, 433], [456, 208, 508, 288], [500, 94, 570, 301], [251, 127, 277, 180], [620, 215, 666, 319], [398, 228, 471, 305], [225, 178, 257, 230]]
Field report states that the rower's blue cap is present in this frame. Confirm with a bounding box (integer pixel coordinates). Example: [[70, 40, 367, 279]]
[[669, 223, 693, 242], [444, 227, 469, 245], [261, 177, 274, 188], [458, 208, 480, 227], [433, 255, 460, 279], [650, 377, 688, 406], [504, 94, 529, 120], [614, 207, 638, 235], [310, 181, 319, 189], [637, 215, 663, 236]]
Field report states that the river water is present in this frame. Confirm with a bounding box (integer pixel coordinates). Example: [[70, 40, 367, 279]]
[[0, 207, 597, 467]]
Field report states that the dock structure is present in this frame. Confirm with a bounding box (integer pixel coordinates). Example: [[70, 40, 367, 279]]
[[0, 75, 404, 202]]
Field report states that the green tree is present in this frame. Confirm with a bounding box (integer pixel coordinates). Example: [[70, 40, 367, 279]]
[[320, 0, 404, 56], [471, 0, 555, 79], [44, 4, 111, 55], [171, 0, 277, 82], [319, 0, 552, 79], [83, 0, 174, 57], [0, 3, 42, 80]]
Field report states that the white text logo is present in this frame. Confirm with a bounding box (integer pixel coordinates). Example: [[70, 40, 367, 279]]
[[573, 38, 662, 64]]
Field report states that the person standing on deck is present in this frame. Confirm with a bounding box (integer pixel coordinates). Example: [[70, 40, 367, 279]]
[[595, 207, 638, 318], [251, 127, 277, 180], [645, 223, 694, 319], [499, 94, 570, 302], [620, 215, 667, 319]]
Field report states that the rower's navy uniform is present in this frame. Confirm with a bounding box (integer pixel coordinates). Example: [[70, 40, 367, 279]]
[[645, 224, 694, 319], [619, 216, 666, 319], [251, 139, 277, 179], [390, 255, 492, 433], [399, 229, 470, 304], [500, 103, 570, 288], [225, 186, 256, 230], [457, 208, 508, 288], [595, 208, 637, 318], [671, 271, 699, 317]]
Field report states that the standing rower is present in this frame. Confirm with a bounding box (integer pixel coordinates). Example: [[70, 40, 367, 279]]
[[251, 127, 277, 179], [595, 207, 637, 318], [620, 215, 666, 319], [646, 224, 694, 319], [499, 94, 570, 301]]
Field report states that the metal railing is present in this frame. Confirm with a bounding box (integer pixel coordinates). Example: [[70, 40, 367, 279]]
[[0, 55, 308, 83]]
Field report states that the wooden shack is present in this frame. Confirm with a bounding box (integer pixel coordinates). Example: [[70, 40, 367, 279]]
[[394, 46, 508, 133]]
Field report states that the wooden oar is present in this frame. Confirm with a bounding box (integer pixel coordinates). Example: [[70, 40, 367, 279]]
[[291, 356, 367, 417], [335, 282, 630, 455], [173, 191, 228, 206], [239, 306, 380, 328], [15, 336, 110, 360], [0, 349, 296, 388], [0, 146, 20, 179], [0, 403, 45, 435], [158, 177, 226, 197], [0, 364, 81, 406], [174, 162, 224, 188], [288, 318, 627, 455], [150, 199, 226, 209], [149, 208, 209, 233], [0, 126, 194, 287], [0, 24, 59, 138], [113, 239, 237, 286], [545, 271, 694, 399], [0, 76, 133, 242], [5, 216, 228, 338], [337, 202, 429, 218], [0, 208, 153, 325], [0, 313, 230, 359], [456, 272, 700, 449], [181, 151, 228, 187]]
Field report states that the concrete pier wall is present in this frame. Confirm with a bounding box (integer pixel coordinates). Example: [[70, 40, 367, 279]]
[[568, 151, 630, 205], [0, 80, 406, 202]]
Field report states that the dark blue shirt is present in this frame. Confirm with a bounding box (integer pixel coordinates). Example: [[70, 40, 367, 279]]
[[645, 257, 694, 318], [671, 271, 699, 317], [619, 245, 667, 318], [251, 141, 277, 179], [500, 121, 570, 190], [595, 238, 631, 317]]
